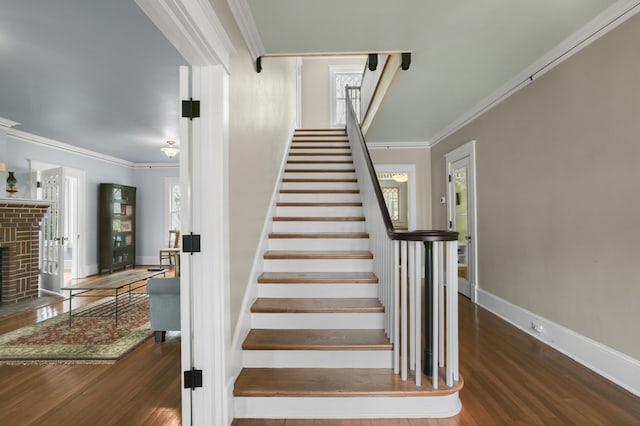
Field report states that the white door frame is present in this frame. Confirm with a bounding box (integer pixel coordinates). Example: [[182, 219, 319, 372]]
[[136, 0, 235, 424], [373, 163, 417, 230], [445, 140, 478, 303]]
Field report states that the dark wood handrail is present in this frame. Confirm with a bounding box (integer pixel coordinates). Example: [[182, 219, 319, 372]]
[[345, 91, 457, 243]]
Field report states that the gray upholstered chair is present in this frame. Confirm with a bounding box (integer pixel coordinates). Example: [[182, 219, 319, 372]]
[[146, 277, 180, 342]]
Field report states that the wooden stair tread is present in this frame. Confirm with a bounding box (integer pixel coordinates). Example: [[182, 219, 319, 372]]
[[258, 272, 378, 284], [289, 152, 352, 156], [285, 168, 355, 172], [281, 178, 357, 183], [251, 298, 383, 313], [264, 250, 372, 260], [280, 189, 359, 194], [287, 160, 353, 164], [272, 216, 365, 222], [290, 145, 350, 149], [269, 232, 369, 239], [276, 202, 362, 207], [234, 368, 463, 397], [243, 329, 391, 350]]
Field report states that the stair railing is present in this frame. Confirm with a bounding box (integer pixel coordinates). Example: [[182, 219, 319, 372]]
[[345, 91, 460, 389]]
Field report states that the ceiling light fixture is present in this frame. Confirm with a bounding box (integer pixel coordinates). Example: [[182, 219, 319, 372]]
[[391, 173, 408, 183], [161, 140, 179, 158]]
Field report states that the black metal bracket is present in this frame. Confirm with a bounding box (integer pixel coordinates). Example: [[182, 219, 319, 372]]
[[368, 53, 378, 72], [401, 52, 411, 71], [256, 56, 262, 73], [182, 98, 200, 120], [182, 233, 201, 255], [184, 368, 203, 390]]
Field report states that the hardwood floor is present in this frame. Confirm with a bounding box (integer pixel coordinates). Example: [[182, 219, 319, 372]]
[[2, 277, 639, 425], [0, 268, 182, 425]]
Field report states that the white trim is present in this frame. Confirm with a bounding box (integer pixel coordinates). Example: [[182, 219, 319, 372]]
[[0, 117, 20, 129], [8, 128, 134, 168], [132, 163, 180, 169], [296, 58, 303, 128], [367, 141, 430, 150], [226, 0, 265, 60], [477, 288, 640, 398], [430, 0, 640, 146], [228, 120, 296, 383], [234, 393, 461, 419], [445, 140, 478, 303], [135, 0, 236, 71]]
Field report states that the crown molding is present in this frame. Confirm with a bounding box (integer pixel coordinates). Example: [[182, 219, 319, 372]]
[[135, 0, 235, 71], [0, 117, 20, 129], [227, 0, 265, 60], [8, 128, 135, 168], [430, 0, 640, 147], [367, 141, 431, 150], [133, 162, 180, 169]]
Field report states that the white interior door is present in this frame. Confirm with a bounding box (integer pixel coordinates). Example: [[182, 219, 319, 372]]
[[40, 167, 66, 294], [445, 141, 478, 302]]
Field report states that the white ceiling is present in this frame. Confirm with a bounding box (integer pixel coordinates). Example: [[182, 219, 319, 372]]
[[0, 0, 625, 163], [246, 0, 619, 144]]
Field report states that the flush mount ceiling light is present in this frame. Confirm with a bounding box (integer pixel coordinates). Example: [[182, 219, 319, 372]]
[[161, 140, 179, 158]]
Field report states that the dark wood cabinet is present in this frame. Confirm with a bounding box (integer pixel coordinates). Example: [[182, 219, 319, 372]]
[[99, 183, 136, 273]]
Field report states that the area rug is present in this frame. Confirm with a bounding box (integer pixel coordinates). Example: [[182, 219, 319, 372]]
[[0, 294, 152, 365]]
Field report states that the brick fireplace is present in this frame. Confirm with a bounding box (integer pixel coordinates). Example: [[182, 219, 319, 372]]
[[0, 200, 51, 304]]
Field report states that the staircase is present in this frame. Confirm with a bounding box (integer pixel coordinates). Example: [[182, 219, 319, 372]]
[[233, 129, 462, 419]]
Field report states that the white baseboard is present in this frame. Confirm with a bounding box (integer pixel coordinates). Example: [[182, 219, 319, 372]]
[[477, 288, 640, 397]]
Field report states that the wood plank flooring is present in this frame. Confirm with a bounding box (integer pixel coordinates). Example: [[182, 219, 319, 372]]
[[2, 281, 639, 424]]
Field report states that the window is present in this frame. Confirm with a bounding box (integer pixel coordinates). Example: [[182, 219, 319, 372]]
[[329, 65, 363, 127], [165, 178, 181, 232], [382, 187, 400, 221]]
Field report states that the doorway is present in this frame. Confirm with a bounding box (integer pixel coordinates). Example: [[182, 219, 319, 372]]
[[30, 161, 86, 291], [374, 164, 417, 230], [445, 141, 477, 302]]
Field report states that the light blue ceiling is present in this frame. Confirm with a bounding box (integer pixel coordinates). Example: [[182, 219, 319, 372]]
[[0, 0, 186, 163], [247, 0, 618, 143]]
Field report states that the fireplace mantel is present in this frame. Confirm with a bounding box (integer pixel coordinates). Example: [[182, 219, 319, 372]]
[[0, 198, 52, 207]]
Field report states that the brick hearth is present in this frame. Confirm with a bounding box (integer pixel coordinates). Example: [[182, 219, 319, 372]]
[[0, 201, 50, 304]]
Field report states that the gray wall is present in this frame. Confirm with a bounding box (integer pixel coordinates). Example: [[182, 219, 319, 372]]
[[431, 13, 640, 360], [212, 0, 298, 333], [5, 135, 177, 273]]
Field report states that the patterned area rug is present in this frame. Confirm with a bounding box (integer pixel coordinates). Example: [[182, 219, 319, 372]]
[[0, 294, 152, 365]]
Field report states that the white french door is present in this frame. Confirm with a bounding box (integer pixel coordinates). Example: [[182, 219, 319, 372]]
[[445, 141, 478, 302], [40, 167, 66, 294]]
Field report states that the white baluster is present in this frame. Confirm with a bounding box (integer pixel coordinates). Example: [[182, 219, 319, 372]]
[[400, 240, 408, 381], [409, 241, 415, 371], [414, 241, 422, 386], [438, 241, 445, 368], [432, 241, 440, 390], [393, 240, 400, 375], [446, 240, 457, 387]]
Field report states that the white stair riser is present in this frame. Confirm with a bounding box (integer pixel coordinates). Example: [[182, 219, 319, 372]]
[[242, 350, 392, 368], [278, 193, 361, 203], [285, 163, 353, 170], [272, 221, 366, 232], [289, 148, 351, 153], [284, 172, 356, 180], [291, 144, 350, 149], [275, 206, 362, 216], [258, 283, 378, 298], [281, 182, 358, 190], [268, 238, 368, 251], [234, 394, 462, 419], [251, 312, 384, 329], [263, 258, 372, 273], [288, 155, 353, 162]]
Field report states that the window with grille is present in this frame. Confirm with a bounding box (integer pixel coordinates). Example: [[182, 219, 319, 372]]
[[165, 178, 181, 232], [382, 187, 400, 221], [329, 65, 363, 127]]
